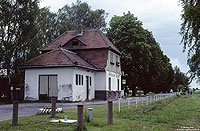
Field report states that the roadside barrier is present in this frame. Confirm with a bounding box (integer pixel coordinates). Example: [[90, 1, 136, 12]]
[[118, 93, 178, 113]]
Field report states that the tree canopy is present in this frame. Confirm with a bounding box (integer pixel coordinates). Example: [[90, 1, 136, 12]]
[[0, 0, 39, 83], [107, 12, 174, 95], [172, 66, 190, 92], [55, 0, 108, 36], [0, 0, 108, 83], [180, 0, 200, 82]]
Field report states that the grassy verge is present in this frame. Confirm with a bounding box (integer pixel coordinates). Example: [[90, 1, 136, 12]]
[[0, 95, 200, 131]]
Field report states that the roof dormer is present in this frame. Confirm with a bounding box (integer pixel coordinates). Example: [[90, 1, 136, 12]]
[[62, 38, 87, 49]]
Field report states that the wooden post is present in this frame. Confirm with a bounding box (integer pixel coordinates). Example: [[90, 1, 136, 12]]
[[77, 104, 83, 130], [51, 97, 56, 118], [108, 101, 113, 124], [12, 101, 18, 126]]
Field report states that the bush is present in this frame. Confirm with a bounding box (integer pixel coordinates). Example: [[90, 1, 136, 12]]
[[180, 92, 186, 95], [194, 90, 200, 94]]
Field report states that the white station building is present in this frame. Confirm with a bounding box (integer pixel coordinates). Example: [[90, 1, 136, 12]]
[[20, 28, 121, 101]]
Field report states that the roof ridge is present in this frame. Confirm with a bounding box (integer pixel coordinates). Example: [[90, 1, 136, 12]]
[[60, 48, 97, 69], [98, 30, 111, 47], [60, 48, 77, 55], [41, 30, 69, 50], [59, 48, 77, 63]]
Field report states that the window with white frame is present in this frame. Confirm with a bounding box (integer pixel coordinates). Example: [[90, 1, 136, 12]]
[[110, 52, 114, 65], [116, 55, 120, 67], [89, 76, 92, 86], [76, 74, 83, 85]]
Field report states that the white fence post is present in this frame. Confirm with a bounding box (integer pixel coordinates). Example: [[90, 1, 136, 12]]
[[146, 96, 148, 105], [150, 96, 151, 104], [141, 99, 143, 107], [136, 99, 138, 109], [128, 98, 130, 109], [118, 98, 121, 113]]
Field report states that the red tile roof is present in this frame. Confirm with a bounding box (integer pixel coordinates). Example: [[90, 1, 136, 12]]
[[41, 29, 121, 55], [20, 48, 97, 70], [21, 29, 121, 70]]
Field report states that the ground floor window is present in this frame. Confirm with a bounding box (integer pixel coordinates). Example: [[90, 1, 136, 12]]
[[89, 76, 92, 86], [76, 74, 83, 85]]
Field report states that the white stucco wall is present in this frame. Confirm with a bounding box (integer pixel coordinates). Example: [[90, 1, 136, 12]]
[[73, 67, 95, 101], [95, 71, 106, 91], [25, 68, 73, 100], [25, 67, 95, 101], [95, 71, 121, 92], [106, 70, 121, 91]]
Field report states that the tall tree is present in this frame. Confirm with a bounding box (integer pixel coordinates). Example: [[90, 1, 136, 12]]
[[107, 12, 174, 95], [172, 66, 190, 92], [0, 0, 39, 83], [180, 0, 200, 81], [56, 0, 108, 35]]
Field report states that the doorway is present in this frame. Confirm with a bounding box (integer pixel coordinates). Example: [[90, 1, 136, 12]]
[[39, 75, 58, 100]]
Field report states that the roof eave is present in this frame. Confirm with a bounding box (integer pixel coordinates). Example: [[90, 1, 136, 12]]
[[19, 64, 101, 71]]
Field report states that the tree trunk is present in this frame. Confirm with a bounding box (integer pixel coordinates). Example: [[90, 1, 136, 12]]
[[143, 90, 147, 95], [131, 86, 136, 96]]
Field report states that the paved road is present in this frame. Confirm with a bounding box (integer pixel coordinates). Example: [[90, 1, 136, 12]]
[[0, 93, 174, 121]]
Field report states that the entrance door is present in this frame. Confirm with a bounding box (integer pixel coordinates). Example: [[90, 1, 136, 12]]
[[49, 75, 58, 98], [39, 76, 48, 100], [39, 75, 58, 100], [86, 76, 89, 100]]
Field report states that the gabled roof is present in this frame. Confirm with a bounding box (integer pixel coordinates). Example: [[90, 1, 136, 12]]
[[20, 48, 97, 70], [41, 29, 121, 55]]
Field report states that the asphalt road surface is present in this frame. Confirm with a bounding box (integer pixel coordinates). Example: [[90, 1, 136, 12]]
[[0, 93, 174, 121]]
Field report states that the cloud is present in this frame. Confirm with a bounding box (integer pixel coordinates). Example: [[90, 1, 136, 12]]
[[170, 58, 188, 72]]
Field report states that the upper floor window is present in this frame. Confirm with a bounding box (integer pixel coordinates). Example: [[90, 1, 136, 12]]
[[110, 52, 114, 65], [116, 55, 120, 67]]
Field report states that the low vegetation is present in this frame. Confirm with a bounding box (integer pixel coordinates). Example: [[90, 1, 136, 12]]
[[0, 95, 200, 131]]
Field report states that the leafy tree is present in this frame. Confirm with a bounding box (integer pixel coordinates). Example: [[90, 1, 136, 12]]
[[55, 0, 108, 35], [26, 7, 58, 59], [172, 66, 190, 92], [107, 12, 174, 95], [148, 45, 174, 93], [180, 0, 200, 81], [0, 0, 39, 83]]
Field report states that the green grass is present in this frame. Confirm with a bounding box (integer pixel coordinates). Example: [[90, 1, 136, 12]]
[[194, 90, 200, 94], [0, 95, 200, 131]]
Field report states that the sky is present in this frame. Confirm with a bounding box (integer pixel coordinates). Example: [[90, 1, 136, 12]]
[[40, 0, 199, 88]]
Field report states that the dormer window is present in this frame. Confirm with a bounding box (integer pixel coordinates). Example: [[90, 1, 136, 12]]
[[72, 41, 79, 46]]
